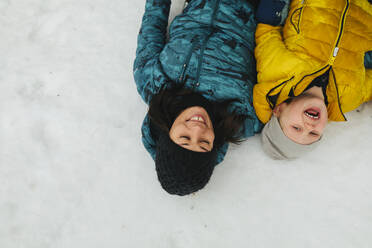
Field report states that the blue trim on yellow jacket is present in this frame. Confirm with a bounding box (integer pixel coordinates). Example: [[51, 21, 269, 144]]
[[365, 51, 372, 69], [256, 0, 290, 25]]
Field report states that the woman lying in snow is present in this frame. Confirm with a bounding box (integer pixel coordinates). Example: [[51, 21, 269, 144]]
[[133, 0, 261, 195]]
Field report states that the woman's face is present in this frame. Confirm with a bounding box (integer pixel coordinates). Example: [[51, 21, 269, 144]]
[[274, 93, 328, 145], [169, 106, 215, 152]]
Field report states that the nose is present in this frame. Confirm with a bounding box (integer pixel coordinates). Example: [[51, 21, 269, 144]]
[[304, 122, 316, 130], [188, 125, 205, 136], [186, 121, 206, 130], [305, 122, 315, 127], [186, 124, 205, 138]]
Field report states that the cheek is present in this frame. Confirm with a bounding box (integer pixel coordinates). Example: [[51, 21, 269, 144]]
[[207, 129, 215, 142], [279, 110, 295, 125], [320, 119, 328, 129], [288, 107, 305, 123], [279, 104, 295, 121], [169, 124, 182, 140], [289, 104, 304, 116], [168, 128, 176, 141]]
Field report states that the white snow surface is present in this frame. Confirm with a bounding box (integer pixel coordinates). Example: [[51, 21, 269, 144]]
[[1, 0, 372, 247]]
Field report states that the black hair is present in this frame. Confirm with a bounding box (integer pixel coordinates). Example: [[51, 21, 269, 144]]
[[148, 85, 246, 147], [284, 97, 294, 104]]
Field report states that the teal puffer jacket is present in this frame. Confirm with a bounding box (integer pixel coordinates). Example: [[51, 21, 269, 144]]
[[133, 0, 263, 163]]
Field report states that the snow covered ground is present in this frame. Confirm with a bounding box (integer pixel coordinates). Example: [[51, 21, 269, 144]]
[[1, 0, 372, 247]]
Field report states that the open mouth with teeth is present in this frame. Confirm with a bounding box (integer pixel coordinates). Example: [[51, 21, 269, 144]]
[[187, 115, 206, 124], [304, 108, 320, 120]]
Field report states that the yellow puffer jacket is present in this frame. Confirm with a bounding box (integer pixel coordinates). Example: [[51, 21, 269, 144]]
[[254, 0, 372, 123]]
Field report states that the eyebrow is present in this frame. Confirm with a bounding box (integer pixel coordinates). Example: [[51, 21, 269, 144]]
[[290, 124, 320, 136], [294, 133, 320, 144], [179, 136, 210, 151], [179, 143, 209, 152], [181, 136, 210, 144], [309, 131, 320, 136], [200, 146, 209, 152]]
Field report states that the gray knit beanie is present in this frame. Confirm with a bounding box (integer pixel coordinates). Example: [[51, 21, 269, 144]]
[[261, 116, 321, 160]]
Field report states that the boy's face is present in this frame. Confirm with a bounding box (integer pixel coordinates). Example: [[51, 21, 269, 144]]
[[169, 106, 215, 152], [273, 93, 328, 145]]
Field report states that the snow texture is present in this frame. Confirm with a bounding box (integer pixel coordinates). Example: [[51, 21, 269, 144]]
[[0, 0, 372, 247]]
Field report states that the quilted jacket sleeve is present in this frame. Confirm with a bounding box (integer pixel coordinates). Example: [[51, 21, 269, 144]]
[[255, 23, 300, 83], [133, 0, 171, 104]]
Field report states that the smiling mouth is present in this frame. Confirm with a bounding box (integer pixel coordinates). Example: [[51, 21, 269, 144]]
[[187, 115, 206, 124], [304, 108, 320, 120]]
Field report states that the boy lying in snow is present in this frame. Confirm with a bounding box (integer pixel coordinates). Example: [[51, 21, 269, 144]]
[[253, 0, 372, 159]]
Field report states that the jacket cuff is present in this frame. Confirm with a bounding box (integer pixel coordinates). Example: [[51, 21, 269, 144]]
[[256, 0, 290, 26], [365, 51, 372, 69]]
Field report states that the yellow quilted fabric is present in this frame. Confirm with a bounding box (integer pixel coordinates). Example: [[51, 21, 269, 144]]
[[254, 0, 372, 123]]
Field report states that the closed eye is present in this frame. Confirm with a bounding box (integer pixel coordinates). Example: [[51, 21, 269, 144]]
[[309, 132, 319, 137], [292, 126, 301, 131], [179, 136, 210, 152]]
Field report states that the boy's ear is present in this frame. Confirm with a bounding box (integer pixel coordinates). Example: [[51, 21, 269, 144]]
[[272, 103, 282, 117]]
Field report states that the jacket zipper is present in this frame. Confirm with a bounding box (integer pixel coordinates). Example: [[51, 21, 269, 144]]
[[329, 0, 349, 65], [178, 40, 199, 83], [327, 0, 349, 120], [194, 30, 215, 86], [293, 65, 330, 92], [330, 67, 347, 121], [194, 0, 221, 86], [178, 0, 222, 85], [290, 0, 349, 120]]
